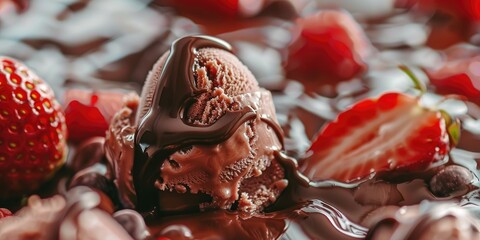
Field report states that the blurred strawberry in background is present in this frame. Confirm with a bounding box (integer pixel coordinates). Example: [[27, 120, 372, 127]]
[[417, 0, 480, 22], [0, 0, 29, 15], [158, 0, 267, 19], [285, 10, 372, 90], [412, 0, 480, 49], [426, 45, 480, 104]]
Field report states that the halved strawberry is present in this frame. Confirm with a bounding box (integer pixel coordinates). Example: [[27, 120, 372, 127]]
[[285, 10, 371, 86], [299, 92, 451, 182], [64, 89, 127, 144]]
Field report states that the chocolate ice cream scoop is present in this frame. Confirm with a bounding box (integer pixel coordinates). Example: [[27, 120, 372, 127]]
[[106, 35, 286, 213]]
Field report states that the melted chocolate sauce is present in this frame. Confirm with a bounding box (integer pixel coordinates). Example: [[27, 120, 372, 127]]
[[144, 144, 480, 239], [146, 152, 370, 239]]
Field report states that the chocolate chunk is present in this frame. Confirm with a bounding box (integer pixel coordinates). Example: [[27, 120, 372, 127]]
[[429, 165, 473, 197], [68, 137, 106, 172], [113, 209, 150, 240], [69, 164, 120, 207]]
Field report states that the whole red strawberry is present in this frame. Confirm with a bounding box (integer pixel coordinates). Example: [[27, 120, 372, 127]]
[[285, 10, 371, 87], [300, 92, 453, 182], [0, 57, 67, 198]]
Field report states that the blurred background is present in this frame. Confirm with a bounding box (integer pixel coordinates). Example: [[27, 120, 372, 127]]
[[0, 0, 477, 93]]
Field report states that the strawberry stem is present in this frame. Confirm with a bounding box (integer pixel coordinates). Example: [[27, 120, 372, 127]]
[[448, 119, 461, 147], [439, 109, 452, 126], [399, 65, 426, 95], [439, 109, 461, 148]]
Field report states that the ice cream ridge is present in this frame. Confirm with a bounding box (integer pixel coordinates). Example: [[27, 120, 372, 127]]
[[101, 35, 286, 214]]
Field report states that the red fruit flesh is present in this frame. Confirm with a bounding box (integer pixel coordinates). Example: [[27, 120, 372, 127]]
[[0, 57, 67, 198], [427, 52, 480, 103], [300, 92, 449, 182], [0, 208, 12, 218], [64, 89, 126, 144], [285, 10, 370, 85], [64, 100, 108, 144]]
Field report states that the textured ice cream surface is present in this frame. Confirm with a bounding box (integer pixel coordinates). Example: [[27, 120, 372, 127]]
[[106, 36, 287, 213], [137, 47, 259, 124], [186, 47, 260, 124], [150, 48, 285, 212], [105, 94, 140, 209]]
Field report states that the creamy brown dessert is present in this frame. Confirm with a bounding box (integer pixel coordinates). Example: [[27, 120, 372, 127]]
[[105, 35, 286, 213]]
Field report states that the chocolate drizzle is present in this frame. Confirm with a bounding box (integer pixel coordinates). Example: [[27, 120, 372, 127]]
[[134, 36, 260, 212]]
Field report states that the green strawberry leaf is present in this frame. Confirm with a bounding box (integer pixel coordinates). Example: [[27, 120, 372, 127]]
[[399, 65, 426, 95]]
